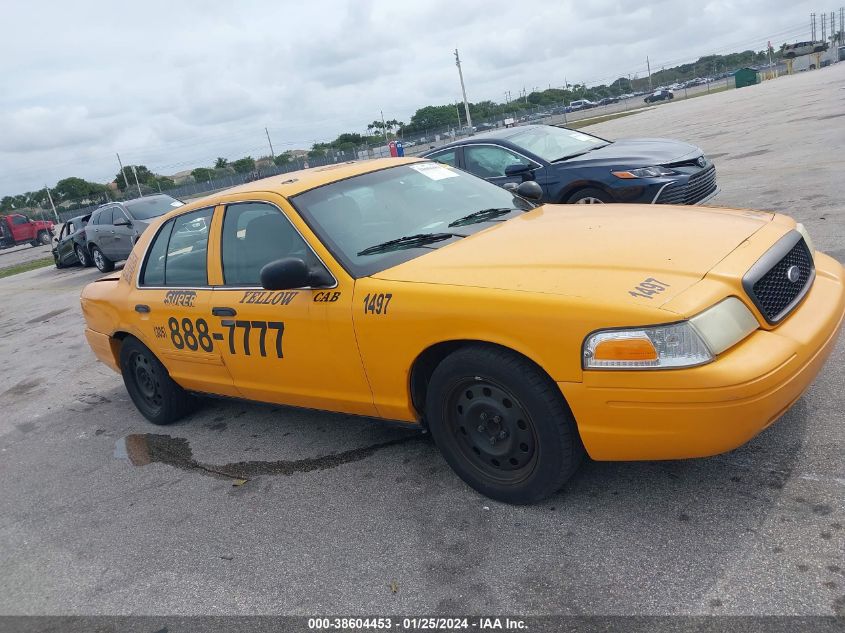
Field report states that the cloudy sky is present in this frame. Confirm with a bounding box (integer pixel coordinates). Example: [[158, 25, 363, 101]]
[[0, 0, 818, 196]]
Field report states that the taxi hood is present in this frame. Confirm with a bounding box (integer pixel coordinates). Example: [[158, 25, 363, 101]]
[[372, 204, 774, 307]]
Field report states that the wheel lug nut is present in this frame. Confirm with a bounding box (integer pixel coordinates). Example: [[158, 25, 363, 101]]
[[489, 437, 497, 445], [477, 424, 486, 433], [498, 430, 508, 439], [493, 415, 502, 424], [480, 412, 488, 420]]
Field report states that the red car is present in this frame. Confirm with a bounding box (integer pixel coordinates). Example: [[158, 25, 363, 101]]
[[0, 214, 55, 249]]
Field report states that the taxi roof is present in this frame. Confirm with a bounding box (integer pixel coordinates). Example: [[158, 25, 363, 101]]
[[205, 156, 425, 203]]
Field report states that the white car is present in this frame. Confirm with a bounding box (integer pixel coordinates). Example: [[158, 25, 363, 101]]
[[783, 41, 829, 58]]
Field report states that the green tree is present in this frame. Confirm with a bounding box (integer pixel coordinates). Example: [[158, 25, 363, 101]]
[[54, 177, 106, 201], [231, 157, 256, 174], [214, 157, 228, 169], [114, 165, 154, 191], [191, 167, 214, 182], [151, 176, 175, 191], [273, 153, 292, 166]]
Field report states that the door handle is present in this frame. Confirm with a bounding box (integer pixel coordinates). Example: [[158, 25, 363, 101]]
[[134, 304, 151, 313], [211, 307, 236, 317]]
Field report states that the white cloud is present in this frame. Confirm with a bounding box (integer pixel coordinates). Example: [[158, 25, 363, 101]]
[[0, 0, 814, 195]]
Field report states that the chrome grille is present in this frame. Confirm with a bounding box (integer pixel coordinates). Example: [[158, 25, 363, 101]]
[[656, 165, 718, 205], [742, 232, 815, 324]]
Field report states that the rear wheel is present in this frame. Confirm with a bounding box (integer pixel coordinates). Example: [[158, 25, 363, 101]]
[[119, 337, 197, 425], [425, 345, 584, 504], [567, 188, 612, 204], [91, 245, 114, 272], [75, 244, 91, 267]]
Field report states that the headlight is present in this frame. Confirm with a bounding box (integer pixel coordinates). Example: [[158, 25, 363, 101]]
[[795, 223, 815, 260], [583, 297, 759, 370], [611, 166, 678, 179]]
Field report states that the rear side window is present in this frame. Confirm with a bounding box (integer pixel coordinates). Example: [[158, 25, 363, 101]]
[[12, 215, 28, 225], [140, 208, 213, 287], [428, 149, 457, 167], [98, 208, 114, 225]]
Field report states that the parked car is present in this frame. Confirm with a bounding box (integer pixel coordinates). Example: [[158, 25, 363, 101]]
[[0, 214, 54, 249], [52, 213, 92, 268], [645, 89, 674, 103], [85, 194, 184, 272], [783, 41, 829, 58], [597, 97, 620, 106], [567, 99, 596, 111], [79, 157, 845, 503], [421, 124, 719, 205]]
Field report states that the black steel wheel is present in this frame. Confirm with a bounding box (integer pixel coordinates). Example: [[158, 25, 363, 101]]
[[445, 379, 538, 484], [426, 345, 584, 504], [119, 337, 196, 425]]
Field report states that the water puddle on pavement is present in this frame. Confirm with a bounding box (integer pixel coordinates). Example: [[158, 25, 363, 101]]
[[114, 433, 422, 482]]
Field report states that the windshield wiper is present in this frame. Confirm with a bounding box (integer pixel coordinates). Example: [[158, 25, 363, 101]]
[[357, 232, 464, 256], [552, 144, 610, 162], [448, 207, 522, 227]]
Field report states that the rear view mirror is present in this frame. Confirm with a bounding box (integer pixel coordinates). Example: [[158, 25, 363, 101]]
[[516, 181, 544, 201], [504, 163, 534, 178], [261, 258, 309, 290], [260, 258, 334, 290]]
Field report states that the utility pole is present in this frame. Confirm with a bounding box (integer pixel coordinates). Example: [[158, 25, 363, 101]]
[[811, 13, 817, 41], [265, 127, 275, 160], [647, 56, 653, 90], [131, 165, 142, 197], [454, 48, 473, 131], [380, 110, 390, 145], [116, 152, 131, 190], [44, 185, 58, 222]]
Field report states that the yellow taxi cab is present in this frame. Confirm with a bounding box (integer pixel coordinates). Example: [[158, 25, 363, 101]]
[[81, 157, 845, 503]]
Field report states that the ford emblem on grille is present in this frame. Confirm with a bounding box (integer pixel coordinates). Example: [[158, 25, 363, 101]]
[[697, 157, 706, 168], [787, 265, 801, 283]]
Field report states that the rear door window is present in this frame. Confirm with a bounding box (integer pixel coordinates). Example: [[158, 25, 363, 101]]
[[140, 207, 213, 287]]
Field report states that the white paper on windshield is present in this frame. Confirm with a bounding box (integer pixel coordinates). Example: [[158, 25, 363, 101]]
[[410, 162, 459, 180], [571, 132, 594, 142], [171, 201, 184, 207]]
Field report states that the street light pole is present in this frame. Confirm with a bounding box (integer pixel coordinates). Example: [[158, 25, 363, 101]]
[[380, 110, 390, 145], [454, 48, 473, 131], [116, 152, 131, 191], [44, 185, 58, 222], [131, 165, 142, 197], [265, 127, 276, 160]]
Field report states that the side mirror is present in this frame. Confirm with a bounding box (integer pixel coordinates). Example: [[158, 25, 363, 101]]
[[516, 181, 544, 201], [260, 258, 334, 290], [504, 163, 534, 178], [114, 218, 132, 227]]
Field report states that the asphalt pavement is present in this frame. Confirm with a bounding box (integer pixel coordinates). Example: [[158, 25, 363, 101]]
[[0, 64, 843, 617]]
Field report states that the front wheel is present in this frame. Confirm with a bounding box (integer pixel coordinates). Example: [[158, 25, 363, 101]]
[[567, 188, 612, 204], [425, 345, 584, 504], [90, 245, 114, 272], [119, 337, 197, 425], [38, 231, 52, 245]]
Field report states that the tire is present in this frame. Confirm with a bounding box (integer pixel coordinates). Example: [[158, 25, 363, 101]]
[[425, 345, 584, 504], [90, 245, 114, 272], [54, 254, 63, 269], [566, 188, 612, 204], [119, 337, 197, 425], [38, 231, 51, 245], [30, 240, 39, 247], [75, 244, 91, 267]]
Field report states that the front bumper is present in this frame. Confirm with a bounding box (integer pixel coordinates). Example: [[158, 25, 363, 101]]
[[559, 252, 845, 461]]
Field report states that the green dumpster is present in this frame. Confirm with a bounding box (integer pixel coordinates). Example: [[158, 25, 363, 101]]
[[734, 68, 760, 89]]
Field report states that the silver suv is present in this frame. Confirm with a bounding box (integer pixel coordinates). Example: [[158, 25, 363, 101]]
[[86, 194, 184, 272]]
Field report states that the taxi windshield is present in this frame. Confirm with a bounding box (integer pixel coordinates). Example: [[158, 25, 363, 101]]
[[291, 162, 533, 277]]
